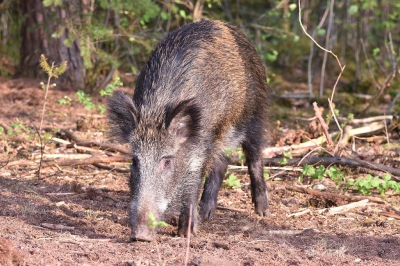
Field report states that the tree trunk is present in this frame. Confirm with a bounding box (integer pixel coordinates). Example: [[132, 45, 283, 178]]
[[16, 0, 85, 90]]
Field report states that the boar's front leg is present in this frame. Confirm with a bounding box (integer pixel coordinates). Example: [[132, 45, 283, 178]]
[[177, 171, 203, 237], [199, 153, 228, 221], [242, 122, 270, 217]]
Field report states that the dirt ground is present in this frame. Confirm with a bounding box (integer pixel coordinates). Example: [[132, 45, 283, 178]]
[[0, 77, 399, 266]]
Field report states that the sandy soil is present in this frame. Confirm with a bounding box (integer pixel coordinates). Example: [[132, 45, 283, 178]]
[[0, 77, 399, 265]]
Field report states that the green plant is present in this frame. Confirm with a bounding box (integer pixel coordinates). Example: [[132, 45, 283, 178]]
[[279, 150, 292, 165], [39, 54, 67, 131], [76, 75, 123, 114], [347, 174, 400, 196], [11, 121, 24, 134], [263, 169, 270, 179], [100, 76, 123, 96], [224, 173, 241, 189], [58, 96, 72, 105], [76, 90, 96, 110], [299, 164, 344, 187], [325, 165, 345, 185], [148, 212, 168, 228]]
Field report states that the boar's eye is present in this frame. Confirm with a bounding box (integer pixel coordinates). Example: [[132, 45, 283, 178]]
[[161, 157, 173, 171], [163, 159, 171, 169]]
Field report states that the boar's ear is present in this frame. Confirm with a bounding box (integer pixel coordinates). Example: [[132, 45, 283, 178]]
[[166, 100, 201, 144], [107, 90, 138, 143]]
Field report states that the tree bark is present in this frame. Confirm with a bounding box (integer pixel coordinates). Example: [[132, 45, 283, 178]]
[[17, 0, 85, 90]]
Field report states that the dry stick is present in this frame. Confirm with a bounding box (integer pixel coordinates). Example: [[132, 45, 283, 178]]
[[184, 204, 192, 266], [315, 199, 370, 215], [39, 62, 55, 132], [285, 185, 385, 204], [216, 205, 248, 213], [74, 141, 131, 154], [93, 163, 130, 173], [44, 155, 131, 167], [31, 123, 44, 179], [263, 157, 400, 181], [337, 115, 393, 125], [313, 102, 334, 150]]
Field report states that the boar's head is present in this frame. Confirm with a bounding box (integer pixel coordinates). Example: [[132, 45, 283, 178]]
[[107, 91, 201, 241]]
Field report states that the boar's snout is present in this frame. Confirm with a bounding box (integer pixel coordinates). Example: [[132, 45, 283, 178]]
[[130, 224, 155, 242]]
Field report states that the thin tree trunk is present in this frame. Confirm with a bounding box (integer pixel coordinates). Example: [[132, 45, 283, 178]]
[[16, 0, 85, 90], [319, 0, 335, 97]]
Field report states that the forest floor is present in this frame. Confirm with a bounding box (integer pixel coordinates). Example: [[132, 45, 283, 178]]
[[0, 77, 399, 266]]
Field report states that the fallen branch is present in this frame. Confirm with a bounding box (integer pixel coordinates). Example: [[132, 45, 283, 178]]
[[338, 122, 389, 148], [337, 115, 393, 125], [315, 199, 369, 215], [379, 211, 400, 220], [216, 205, 248, 213], [41, 223, 75, 231], [93, 163, 129, 173], [264, 157, 400, 181], [285, 185, 386, 204], [4, 155, 131, 168], [263, 133, 336, 158], [313, 102, 334, 150], [72, 142, 131, 154], [287, 209, 311, 218]]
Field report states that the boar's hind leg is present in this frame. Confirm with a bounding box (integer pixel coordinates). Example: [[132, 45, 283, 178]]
[[177, 172, 203, 237], [199, 153, 228, 221], [242, 126, 270, 217]]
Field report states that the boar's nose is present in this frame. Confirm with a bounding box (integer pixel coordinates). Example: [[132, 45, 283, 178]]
[[130, 225, 155, 242]]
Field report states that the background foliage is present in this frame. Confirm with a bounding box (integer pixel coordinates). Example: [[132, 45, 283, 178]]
[[0, 0, 399, 99]]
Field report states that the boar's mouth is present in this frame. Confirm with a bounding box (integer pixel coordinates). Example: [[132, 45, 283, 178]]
[[130, 224, 155, 242]]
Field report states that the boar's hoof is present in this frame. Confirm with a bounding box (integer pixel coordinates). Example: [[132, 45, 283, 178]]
[[199, 203, 216, 222], [130, 225, 155, 242], [177, 224, 197, 238], [255, 205, 270, 217]]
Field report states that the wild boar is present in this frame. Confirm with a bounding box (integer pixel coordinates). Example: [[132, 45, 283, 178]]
[[107, 20, 270, 241]]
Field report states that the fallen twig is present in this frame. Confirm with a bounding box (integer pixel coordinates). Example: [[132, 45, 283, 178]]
[[315, 199, 370, 215], [287, 209, 311, 218], [263, 133, 337, 158], [73, 141, 131, 154], [216, 205, 248, 213], [93, 163, 130, 173], [285, 185, 386, 204], [338, 122, 388, 148], [313, 102, 335, 150], [41, 223, 75, 231], [379, 211, 400, 220], [264, 157, 400, 181]]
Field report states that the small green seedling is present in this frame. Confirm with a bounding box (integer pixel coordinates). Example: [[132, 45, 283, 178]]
[[224, 173, 241, 189], [100, 75, 122, 96], [279, 150, 292, 165], [263, 169, 270, 179], [347, 174, 400, 196], [58, 96, 72, 105], [148, 212, 168, 228], [76, 90, 96, 110]]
